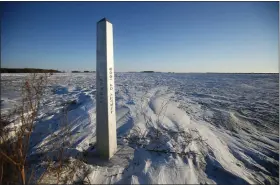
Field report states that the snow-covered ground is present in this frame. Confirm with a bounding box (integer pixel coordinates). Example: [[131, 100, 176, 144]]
[[1, 72, 279, 184]]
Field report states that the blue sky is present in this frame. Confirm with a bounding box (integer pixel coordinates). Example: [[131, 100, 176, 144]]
[[1, 2, 279, 72]]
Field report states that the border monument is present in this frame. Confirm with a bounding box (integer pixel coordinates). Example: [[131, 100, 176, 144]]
[[96, 18, 117, 159]]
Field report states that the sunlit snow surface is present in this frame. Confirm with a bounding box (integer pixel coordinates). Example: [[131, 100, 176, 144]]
[[1, 73, 279, 184]]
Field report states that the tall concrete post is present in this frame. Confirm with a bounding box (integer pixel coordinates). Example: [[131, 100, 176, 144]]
[[96, 18, 117, 159]]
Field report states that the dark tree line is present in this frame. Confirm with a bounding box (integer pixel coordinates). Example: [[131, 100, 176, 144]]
[[72, 71, 95, 73], [141, 71, 155, 73], [1, 68, 61, 73]]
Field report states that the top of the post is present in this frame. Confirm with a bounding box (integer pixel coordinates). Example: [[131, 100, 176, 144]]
[[98, 18, 111, 24]]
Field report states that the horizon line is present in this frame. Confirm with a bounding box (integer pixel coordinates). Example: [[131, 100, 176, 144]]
[[0, 67, 278, 74]]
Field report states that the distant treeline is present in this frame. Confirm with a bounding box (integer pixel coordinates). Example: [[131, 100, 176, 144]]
[[72, 71, 95, 73], [0, 68, 98, 73], [141, 71, 154, 73], [1, 68, 61, 73]]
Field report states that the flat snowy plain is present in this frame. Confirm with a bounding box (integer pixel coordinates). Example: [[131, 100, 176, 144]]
[[1, 72, 279, 184]]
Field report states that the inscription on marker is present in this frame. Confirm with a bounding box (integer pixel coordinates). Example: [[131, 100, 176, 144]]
[[109, 67, 114, 114]]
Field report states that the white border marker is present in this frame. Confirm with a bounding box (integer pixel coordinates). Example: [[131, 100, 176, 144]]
[[96, 18, 117, 159]]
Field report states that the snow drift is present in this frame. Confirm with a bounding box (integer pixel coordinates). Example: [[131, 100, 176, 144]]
[[1, 72, 278, 184]]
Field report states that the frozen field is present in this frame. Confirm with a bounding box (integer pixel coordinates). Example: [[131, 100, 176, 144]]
[[1, 72, 279, 184]]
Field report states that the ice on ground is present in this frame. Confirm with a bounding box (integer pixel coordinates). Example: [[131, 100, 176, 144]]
[[1, 72, 279, 184]]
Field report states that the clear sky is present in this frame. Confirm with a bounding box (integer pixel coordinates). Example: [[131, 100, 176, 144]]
[[1, 2, 279, 72]]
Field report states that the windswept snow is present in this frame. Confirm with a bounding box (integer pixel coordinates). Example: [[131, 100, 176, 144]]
[[1, 72, 279, 184]]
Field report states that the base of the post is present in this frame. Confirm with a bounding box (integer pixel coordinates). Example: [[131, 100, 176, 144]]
[[83, 144, 134, 166], [96, 142, 117, 160]]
